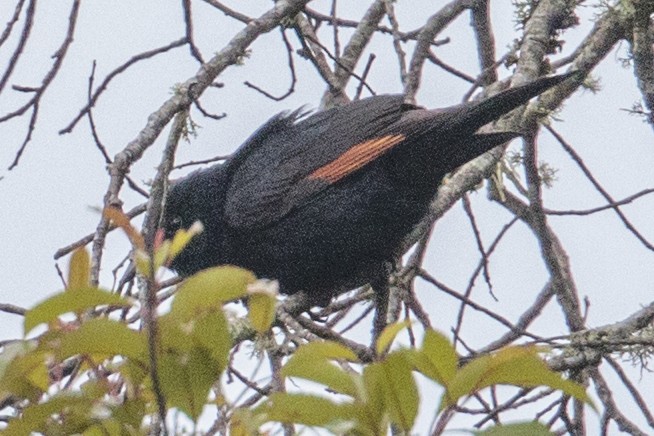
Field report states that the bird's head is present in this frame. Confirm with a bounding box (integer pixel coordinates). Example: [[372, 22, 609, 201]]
[[159, 165, 228, 276]]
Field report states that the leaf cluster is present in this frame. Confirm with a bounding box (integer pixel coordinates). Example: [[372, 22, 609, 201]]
[[245, 327, 592, 435], [0, 209, 592, 434]]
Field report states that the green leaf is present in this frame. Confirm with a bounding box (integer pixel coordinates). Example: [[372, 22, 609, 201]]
[[379, 351, 418, 432], [171, 266, 255, 320], [85, 420, 129, 436], [283, 356, 357, 397], [169, 221, 204, 261], [261, 393, 355, 427], [110, 396, 146, 432], [474, 421, 554, 435], [410, 329, 457, 385], [2, 393, 94, 434], [0, 341, 48, 403], [159, 346, 221, 420], [360, 362, 389, 435], [67, 247, 90, 291], [189, 311, 231, 369], [160, 309, 231, 362], [119, 359, 149, 390], [229, 419, 249, 436], [283, 356, 357, 398], [375, 321, 409, 355], [248, 291, 276, 334], [156, 310, 230, 420], [54, 318, 146, 363], [290, 340, 359, 362], [443, 346, 593, 410], [0, 340, 37, 375], [24, 288, 131, 335], [282, 341, 359, 397], [230, 409, 262, 436], [153, 239, 172, 272]]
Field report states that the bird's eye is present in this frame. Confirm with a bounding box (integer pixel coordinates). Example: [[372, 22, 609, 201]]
[[170, 216, 183, 231]]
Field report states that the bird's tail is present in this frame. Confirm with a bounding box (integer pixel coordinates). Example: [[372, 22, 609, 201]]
[[451, 71, 578, 133], [405, 71, 579, 175]]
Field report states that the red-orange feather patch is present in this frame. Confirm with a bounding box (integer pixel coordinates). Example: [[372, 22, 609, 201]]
[[308, 134, 406, 183]]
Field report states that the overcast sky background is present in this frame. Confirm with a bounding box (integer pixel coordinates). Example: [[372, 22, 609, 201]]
[[1, 1, 653, 433]]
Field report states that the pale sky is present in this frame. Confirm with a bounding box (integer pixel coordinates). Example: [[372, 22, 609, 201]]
[[0, 1, 652, 433]]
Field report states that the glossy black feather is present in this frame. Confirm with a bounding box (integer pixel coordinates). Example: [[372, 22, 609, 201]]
[[162, 73, 574, 305], [224, 95, 409, 229]]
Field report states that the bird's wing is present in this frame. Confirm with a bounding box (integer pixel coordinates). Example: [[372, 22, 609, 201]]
[[223, 95, 412, 230]]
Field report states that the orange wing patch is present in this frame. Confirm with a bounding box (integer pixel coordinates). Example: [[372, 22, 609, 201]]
[[308, 134, 406, 183]]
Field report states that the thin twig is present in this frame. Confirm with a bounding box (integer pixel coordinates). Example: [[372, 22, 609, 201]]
[[546, 124, 654, 252]]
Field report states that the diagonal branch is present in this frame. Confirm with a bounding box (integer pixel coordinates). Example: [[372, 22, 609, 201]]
[[88, 0, 312, 285]]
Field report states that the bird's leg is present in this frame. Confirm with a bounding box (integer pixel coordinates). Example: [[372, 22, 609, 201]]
[[371, 280, 389, 350], [371, 263, 392, 352]]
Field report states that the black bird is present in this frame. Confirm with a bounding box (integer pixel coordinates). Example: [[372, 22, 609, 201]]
[[161, 73, 574, 312]]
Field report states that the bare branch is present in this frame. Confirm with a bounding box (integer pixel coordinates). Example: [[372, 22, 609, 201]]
[[0, 303, 26, 316], [0, 0, 26, 48], [88, 0, 312, 285], [182, 0, 205, 63], [470, 0, 497, 84], [53, 203, 147, 260], [405, 0, 473, 102], [546, 124, 654, 252], [628, 3, 654, 128], [59, 37, 189, 135], [591, 368, 648, 435], [544, 188, 654, 216], [243, 29, 297, 101], [0, 0, 35, 95], [322, 0, 386, 106], [5, 0, 80, 169], [201, 0, 252, 24]]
